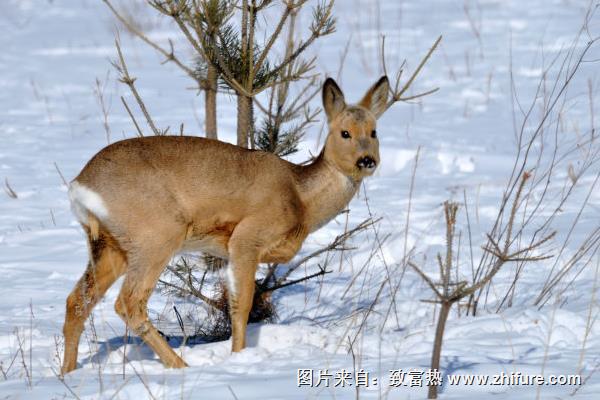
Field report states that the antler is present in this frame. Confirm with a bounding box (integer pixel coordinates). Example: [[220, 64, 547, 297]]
[[381, 35, 442, 115]]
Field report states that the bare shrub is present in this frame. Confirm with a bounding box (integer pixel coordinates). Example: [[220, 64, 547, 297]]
[[411, 184, 554, 399], [406, 7, 600, 398]]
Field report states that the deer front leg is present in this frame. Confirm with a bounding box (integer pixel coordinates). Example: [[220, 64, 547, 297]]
[[226, 256, 258, 352], [226, 237, 259, 352], [226, 214, 303, 352]]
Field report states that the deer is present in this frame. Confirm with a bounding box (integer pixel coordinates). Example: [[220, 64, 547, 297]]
[[61, 76, 390, 374]]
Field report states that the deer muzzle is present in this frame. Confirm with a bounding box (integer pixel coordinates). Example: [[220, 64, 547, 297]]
[[356, 156, 377, 170]]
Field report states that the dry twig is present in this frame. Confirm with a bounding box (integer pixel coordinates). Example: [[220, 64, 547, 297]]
[[112, 39, 162, 136]]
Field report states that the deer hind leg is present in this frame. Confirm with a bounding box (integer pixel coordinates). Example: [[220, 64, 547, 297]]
[[62, 228, 127, 375], [114, 239, 187, 369]]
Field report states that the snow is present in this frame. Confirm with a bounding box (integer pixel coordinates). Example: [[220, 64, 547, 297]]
[[0, 0, 599, 399]]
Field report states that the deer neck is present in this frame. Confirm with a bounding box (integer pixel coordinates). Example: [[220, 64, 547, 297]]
[[296, 152, 361, 232]]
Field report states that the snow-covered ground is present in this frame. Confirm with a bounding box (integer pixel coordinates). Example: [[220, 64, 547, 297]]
[[1, 0, 599, 398]]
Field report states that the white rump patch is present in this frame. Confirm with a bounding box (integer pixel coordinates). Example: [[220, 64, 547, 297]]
[[225, 263, 237, 296], [68, 181, 109, 223]]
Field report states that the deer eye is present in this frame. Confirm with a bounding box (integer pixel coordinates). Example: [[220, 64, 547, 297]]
[[371, 130, 377, 138], [341, 130, 351, 139]]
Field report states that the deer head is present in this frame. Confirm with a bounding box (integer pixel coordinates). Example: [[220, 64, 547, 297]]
[[321, 76, 390, 180]]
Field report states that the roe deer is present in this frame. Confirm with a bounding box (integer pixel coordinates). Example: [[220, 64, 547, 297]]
[[62, 76, 390, 374]]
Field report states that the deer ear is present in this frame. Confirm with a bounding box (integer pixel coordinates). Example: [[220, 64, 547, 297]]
[[322, 78, 346, 121], [359, 76, 389, 119]]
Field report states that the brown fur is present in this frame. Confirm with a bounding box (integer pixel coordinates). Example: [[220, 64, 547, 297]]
[[61, 76, 389, 374]]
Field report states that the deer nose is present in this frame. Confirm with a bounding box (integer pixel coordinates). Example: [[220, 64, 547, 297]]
[[356, 156, 377, 169]]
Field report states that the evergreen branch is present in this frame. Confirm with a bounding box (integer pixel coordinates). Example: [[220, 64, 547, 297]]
[[259, 0, 335, 91], [102, 0, 203, 87], [281, 81, 320, 122], [151, 0, 253, 97], [253, 3, 293, 76], [159, 279, 220, 309], [253, 57, 317, 96], [162, 264, 221, 309]]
